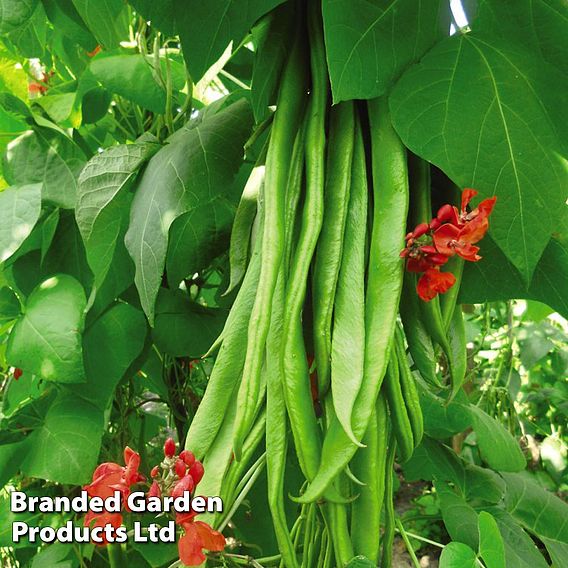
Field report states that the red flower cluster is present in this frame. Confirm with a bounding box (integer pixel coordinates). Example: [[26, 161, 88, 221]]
[[84, 438, 224, 564], [150, 438, 225, 566], [401, 189, 496, 301], [83, 446, 144, 542]]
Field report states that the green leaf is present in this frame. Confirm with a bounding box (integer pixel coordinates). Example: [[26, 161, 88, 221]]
[[460, 234, 568, 321], [439, 542, 477, 568], [40, 207, 59, 262], [0, 286, 20, 321], [3, 128, 86, 209], [165, 170, 242, 287], [468, 406, 526, 472], [390, 33, 567, 282], [6, 274, 86, 383], [469, 0, 568, 77], [76, 137, 160, 286], [487, 508, 549, 568], [0, 0, 38, 34], [464, 464, 505, 504], [42, 0, 97, 51], [21, 303, 146, 484], [0, 184, 42, 262], [250, 3, 292, 122], [90, 54, 168, 114], [3, 1, 47, 58], [420, 388, 472, 439], [175, 0, 285, 82], [501, 472, 568, 562], [436, 481, 479, 549], [124, 98, 253, 322], [70, 0, 128, 49], [129, 0, 175, 36], [404, 436, 466, 487], [323, 0, 450, 102], [152, 289, 226, 357], [478, 511, 506, 568], [404, 437, 505, 504]]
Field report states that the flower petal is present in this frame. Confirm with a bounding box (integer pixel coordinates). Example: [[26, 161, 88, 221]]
[[417, 268, 456, 301], [178, 523, 206, 566], [193, 521, 225, 552]]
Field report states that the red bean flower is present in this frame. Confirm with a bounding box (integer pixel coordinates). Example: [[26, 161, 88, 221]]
[[176, 511, 226, 566], [401, 188, 496, 301], [416, 268, 456, 302], [83, 447, 144, 542]]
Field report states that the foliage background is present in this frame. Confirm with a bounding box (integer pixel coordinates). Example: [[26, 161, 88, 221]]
[[0, 0, 566, 566]]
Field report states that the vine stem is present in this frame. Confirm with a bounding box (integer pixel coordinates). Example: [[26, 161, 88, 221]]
[[394, 518, 421, 568], [217, 459, 266, 533], [107, 543, 126, 568]]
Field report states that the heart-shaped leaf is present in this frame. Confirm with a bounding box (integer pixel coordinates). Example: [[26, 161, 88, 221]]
[[7, 274, 86, 383], [390, 33, 567, 282], [323, 0, 450, 102]]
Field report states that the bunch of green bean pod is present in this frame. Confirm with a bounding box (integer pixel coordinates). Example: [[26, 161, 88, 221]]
[[183, 2, 469, 566]]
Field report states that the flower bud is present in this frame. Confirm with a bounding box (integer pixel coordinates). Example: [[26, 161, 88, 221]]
[[189, 461, 205, 485], [172, 474, 194, 499], [429, 218, 441, 231], [412, 223, 430, 238], [150, 465, 160, 478], [175, 459, 187, 478], [179, 450, 195, 468], [164, 437, 176, 458], [148, 481, 161, 498], [437, 204, 454, 222]]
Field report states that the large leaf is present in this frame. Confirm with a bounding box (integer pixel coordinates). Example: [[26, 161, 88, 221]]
[[468, 406, 526, 472], [420, 388, 472, 439], [21, 303, 147, 483], [0, 0, 38, 34], [469, 0, 568, 77], [250, 3, 292, 122], [323, 0, 450, 102], [390, 33, 567, 282], [502, 472, 568, 563], [152, 289, 226, 357], [436, 481, 479, 549], [41, 212, 93, 291], [0, 287, 20, 321], [76, 137, 160, 286], [175, 0, 285, 82], [6, 274, 86, 383], [460, 233, 568, 321], [42, 0, 97, 50], [165, 160, 251, 286], [439, 542, 477, 568], [70, 0, 128, 49], [404, 437, 506, 504], [0, 184, 42, 262], [129, 0, 175, 36], [124, 99, 253, 322], [478, 511, 506, 568], [487, 508, 549, 568], [3, 1, 47, 58], [3, 128, 86, 209], [90, 54, 168, 114]]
